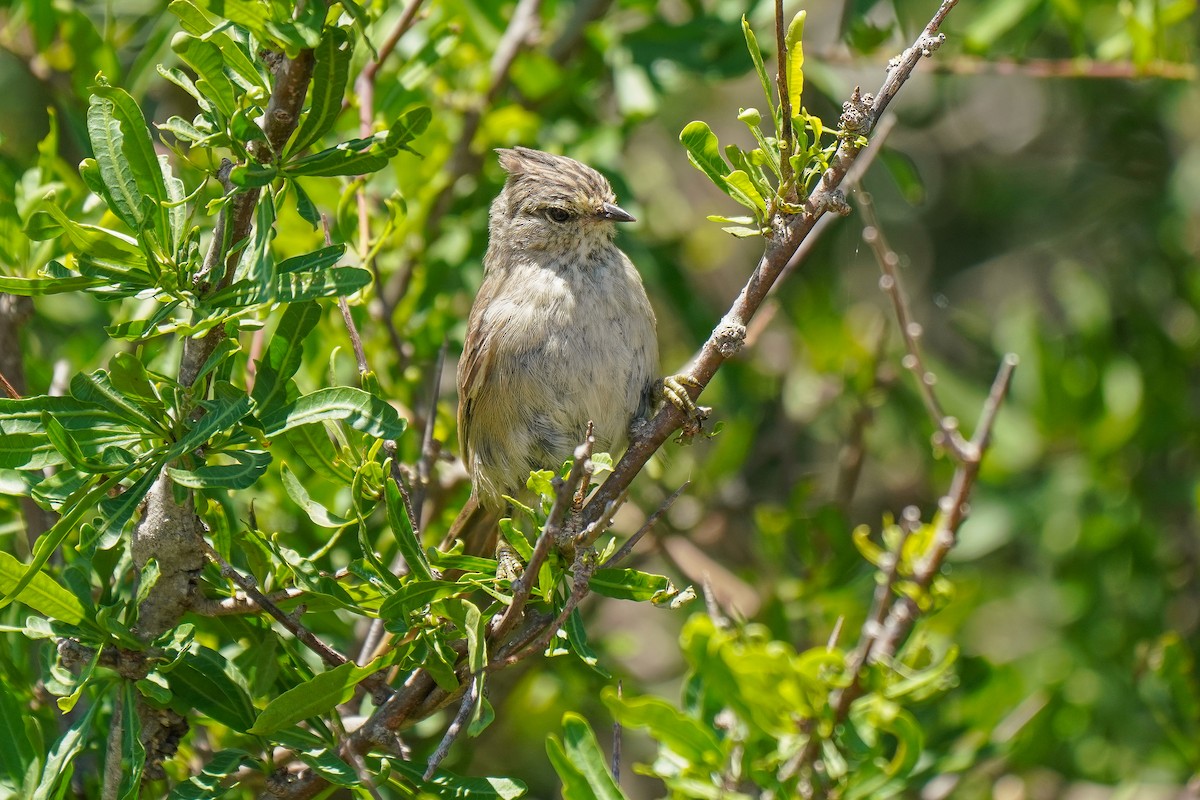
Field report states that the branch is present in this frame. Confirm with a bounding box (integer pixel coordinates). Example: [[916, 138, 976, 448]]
[[583, 0, 960, 527]]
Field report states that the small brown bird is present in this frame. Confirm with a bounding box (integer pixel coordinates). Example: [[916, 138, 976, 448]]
[[447, 147, 659, 556]]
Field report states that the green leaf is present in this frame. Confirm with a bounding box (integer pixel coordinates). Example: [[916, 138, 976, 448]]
[[228, 162, 278, 188], [70, 369, 167, 436], [388, 760, 526, 798], [785, 10, 806, 111], [87, 81, 171, 247], [289, 26, 354, 156], [0, 551, 86, 624], [546, 713, 627, 800], [169, 1, 266, 92], [0, 677, 37, 787], [0, 474, 121, 610], [164, 382, 253, 459], [379, 580, 463, 621], [171, 33, 237, 119], [259, 387, 407, 440], [205, 266, 370, 307], [277, 243, 346, 274], [0, 275, 107, 295], [117, 683, 146, 800], [280, 462, 352, 528], [386, 478, 432, 580], [601, 688, 723, 767], [252, 301, 321, 411], [284, 106, 431, 177], [680, 121, 730, 188], [167, 749, 257, 800], [589, 568, 681, 603], [725, 169, 768, 216], [250, 657, 383, 735], [33, 699, 99, 800], [742, 16, 776, 124], [167, 450, 271, 489], [163, 646, 257, 732]]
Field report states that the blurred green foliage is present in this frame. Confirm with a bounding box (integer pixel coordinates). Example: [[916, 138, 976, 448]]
[[1, 0, 1198, 798]]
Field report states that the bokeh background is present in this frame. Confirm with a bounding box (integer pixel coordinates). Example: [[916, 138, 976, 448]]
[[2, 0, 1198, 797]]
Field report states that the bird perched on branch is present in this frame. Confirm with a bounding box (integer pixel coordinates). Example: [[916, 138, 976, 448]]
[[446, 146, 663, 557]]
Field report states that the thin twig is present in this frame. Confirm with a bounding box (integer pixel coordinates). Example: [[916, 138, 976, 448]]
[[323, 214, 371, 376], [612, 680, 622, 782], [856, 187, 967, 459], [774, 113, 897, 289], [412, 338, 447, 525], [600, 482, 688, 569], [198, 540, 391, 702], [489, 426, 595, 642], [490, 546, 598, 668], [423, 672, 480, 780]]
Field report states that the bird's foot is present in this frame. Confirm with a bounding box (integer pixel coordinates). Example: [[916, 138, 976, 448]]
[[659, 374, 711, 444]]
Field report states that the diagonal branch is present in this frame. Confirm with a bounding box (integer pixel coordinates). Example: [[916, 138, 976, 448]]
[[583, 0, 960, 527]]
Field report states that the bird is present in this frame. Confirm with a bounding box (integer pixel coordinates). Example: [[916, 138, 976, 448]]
[[445, 146, 661, 558]]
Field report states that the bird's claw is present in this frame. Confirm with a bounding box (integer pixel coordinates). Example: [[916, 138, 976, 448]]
[[659, 374, 711, 444]]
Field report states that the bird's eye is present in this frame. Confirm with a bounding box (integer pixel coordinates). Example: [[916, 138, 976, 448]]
[[545, 207, 572, 223]]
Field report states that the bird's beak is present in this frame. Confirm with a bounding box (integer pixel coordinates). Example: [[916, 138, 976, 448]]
[[599, 202, 636, 223]]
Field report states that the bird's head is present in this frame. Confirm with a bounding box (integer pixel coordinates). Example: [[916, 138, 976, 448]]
[[489, 147, 635, 255]]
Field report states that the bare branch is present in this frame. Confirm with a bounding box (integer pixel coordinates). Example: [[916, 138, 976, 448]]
[[423, 672, 481, 780], [600, 482, 688, 569]]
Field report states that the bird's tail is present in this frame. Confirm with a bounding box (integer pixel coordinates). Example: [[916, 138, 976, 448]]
[[442, 494, 501, 557]]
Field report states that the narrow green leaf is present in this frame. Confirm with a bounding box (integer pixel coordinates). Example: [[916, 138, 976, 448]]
[[289, 26, 354, 156], [0, 677, 37, 786], [252, 301, 320, 412], [378, 580, 462, 621], [171, 33, 237, 119], [284, 106, 430, 177], [386, 478, 431, 580], [742, 16, 776, 123], [88, 82, 171, 246], [280, 462, 352, 528], [164, 382, 253, 459], [388, 760, 526, 798], [0, 474, 119, 610], [117, 683, 146, 800], [167, 450, 271, 490], [164, 646, 257, 732], [167, 749, 257, 799], [0, 551, 86, 624], [0, 275, 106, 295], [205, 266, 370, 307], [33, 699, 99, 800], [250, 657, 383, 735], [94, 464, 164, 550], [547, 713, 628, 800], [601, 688, 723, 766], [70, 369, 167, 435], [259, 387, 407, 440], [589, 568, 677, 603], [278, 243, 345, 274], [785, 10, 806, 112]]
